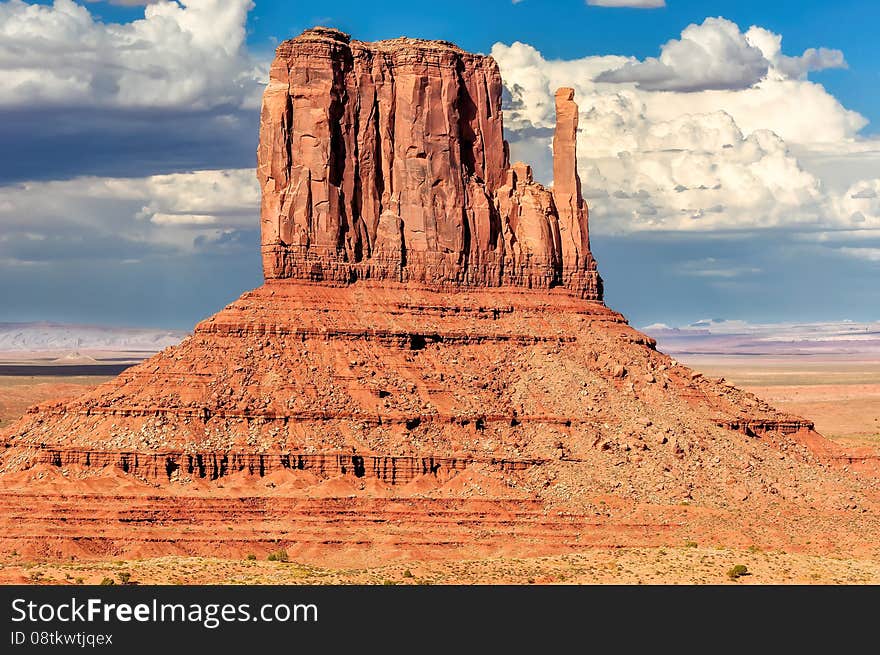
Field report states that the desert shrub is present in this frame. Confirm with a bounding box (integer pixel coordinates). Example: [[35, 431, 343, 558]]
[[99, 577, 115, 586], [267, 549, 289, 562], [684, 541, 698, 548], [727, 564, 749, 580], [403, 569, 414, 578], [117, 572, 131, 585], [246, 554, 257, 561]]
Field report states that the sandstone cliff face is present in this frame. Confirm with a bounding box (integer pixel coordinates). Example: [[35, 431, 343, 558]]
[[258, 27, 602, 299]]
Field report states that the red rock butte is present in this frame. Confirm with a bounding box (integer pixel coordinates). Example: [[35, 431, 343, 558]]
[[1, 27, 878, 566], [258, 27, 601, 298]]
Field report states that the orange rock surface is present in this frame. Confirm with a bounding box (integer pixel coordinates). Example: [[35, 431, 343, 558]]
[[258, 27, 601, 299], [1, 28, 879, 569]]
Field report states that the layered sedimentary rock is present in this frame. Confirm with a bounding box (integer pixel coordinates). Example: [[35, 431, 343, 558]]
[[1, 27, 873, 566], [0, 282, 821, 475], [258, 27, 601, 299]]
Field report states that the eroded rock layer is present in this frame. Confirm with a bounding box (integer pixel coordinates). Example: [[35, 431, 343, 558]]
[[258, 27, 601, 299], [2, 281, 820, 485], [2, 280, 876, 565], [2, 28, 878, 567]]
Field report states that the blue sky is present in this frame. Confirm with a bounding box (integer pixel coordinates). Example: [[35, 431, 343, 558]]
[[79, 0, 880, 134], [1, 0, 878, 329]]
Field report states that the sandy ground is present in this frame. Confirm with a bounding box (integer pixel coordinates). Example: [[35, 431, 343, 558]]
[[678, 356, 880, 448], [1, 357, 878, 585], [0, 374, 112, 429], [3, 547, 878, 585]]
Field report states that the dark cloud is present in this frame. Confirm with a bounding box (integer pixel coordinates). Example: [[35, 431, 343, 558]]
[[0, 0, 263, 182], [193, 228, 259, 253], [0, 107, 257, 183], [1, 250, 262, 330], [851, 188, 878, 199], [503, 124, 554, 142], [0, 230, 174, 264]]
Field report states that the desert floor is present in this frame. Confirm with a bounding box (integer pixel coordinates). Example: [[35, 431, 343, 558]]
[[4, 546, 879, 585], [684, 356, 880, 448], [1, 355, 878, 585], [0, 374, 114, 429]]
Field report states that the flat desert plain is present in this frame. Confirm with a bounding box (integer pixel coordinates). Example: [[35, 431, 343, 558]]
[[684, 355, 880, 449], [1, 354, 878, 585], [0, 373, 115, 430]]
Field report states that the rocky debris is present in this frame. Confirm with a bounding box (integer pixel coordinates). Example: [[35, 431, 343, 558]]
[[1, 281, 839, 501]]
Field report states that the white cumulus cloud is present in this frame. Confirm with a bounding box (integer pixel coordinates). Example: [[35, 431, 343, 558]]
[[744, 25, 847, 80], [0, 0, 263, 110], [595, 17, 847, 92], [491, 17, 880, 247], [597, 17, 769, 91], [0, 169, 259, 263]]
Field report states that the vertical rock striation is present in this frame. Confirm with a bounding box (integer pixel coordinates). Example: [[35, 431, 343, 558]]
[[552, 87, 600, 297], [258, 27, 602, 299]]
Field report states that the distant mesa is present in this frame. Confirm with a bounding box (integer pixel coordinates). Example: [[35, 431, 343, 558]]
[[0, 322, 188, 354], [49, 352, 99, 365], [645, 319, 880, 357]]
